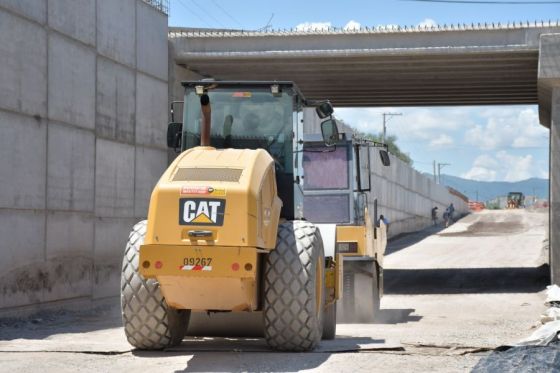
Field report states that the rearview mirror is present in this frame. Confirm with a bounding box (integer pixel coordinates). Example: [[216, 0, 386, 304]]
[[379, 150, 390, 166], [316, 101, 334, 119], [321, 119, 339, 147], [167, 122, 182, 150]]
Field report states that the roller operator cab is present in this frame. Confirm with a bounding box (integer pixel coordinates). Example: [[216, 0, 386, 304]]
[[302, 133, 391, 323], [121, 81, 345, 352]]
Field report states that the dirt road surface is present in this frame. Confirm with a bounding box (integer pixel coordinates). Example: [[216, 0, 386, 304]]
[[0, 209, 549, 372]]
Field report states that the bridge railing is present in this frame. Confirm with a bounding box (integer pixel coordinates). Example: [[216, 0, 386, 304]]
[[142, 0, 169, 15]]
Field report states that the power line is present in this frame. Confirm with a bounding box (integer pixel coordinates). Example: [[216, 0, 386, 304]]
[[413, 159, 437, 165], [256, 13, 275, 32], [175, 0, 213, 27], [190, 0, 227, 28], [210, 0, 243, 28], [401, 0, 560, 4]]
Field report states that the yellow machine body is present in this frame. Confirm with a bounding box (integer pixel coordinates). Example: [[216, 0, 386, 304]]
[[122, 81, 350, 349], [336, 207, 387, 266], [335, 208, 387, 299], [139, 146, 282, 311]]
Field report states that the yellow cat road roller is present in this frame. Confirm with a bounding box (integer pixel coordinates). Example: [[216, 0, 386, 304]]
[[120, 81, 389, 352], [301, 134, 390, 323]]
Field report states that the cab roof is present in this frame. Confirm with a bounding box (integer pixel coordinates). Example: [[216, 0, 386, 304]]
[[181, 80, 306, 100]]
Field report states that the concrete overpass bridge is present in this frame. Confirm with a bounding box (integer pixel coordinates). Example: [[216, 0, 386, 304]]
[[169, 23, 559, 110], [168, 23, 560, 284]]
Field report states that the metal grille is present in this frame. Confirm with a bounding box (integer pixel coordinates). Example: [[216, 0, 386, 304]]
[[142, 0, 169, 15], [173, 168, 243, 182]]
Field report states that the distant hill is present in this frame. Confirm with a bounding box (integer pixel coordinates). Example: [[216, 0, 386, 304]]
[[438, 175, 549, 202]]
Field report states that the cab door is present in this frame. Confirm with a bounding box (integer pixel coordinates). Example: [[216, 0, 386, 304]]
[[302, 138, 354, 224]]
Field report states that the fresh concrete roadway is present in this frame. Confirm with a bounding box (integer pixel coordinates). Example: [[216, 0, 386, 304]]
[[0, 209, 549, 372]]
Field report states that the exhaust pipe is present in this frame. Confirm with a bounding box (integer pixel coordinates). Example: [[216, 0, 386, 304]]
[[200, 94, 211, 146]]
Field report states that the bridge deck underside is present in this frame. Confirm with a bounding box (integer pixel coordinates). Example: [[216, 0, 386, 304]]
[[176, 51, 538, 107]]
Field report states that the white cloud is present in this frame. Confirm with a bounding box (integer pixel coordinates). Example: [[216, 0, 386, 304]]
[[335, 105, 548, 181], [464, 124, 498, 150], [343, 20, 361, 30], [464, 107, 547, 150], [295, 22, 331, 31], [462, 151, 541, 182], [418, 18, 437, 28], [462, 154, 498, 181], [338, 105, 547, 154], [429, 134, 454, 148], [473, 154, 500, 169], [497, 152, 534, 182], [462, 166, 497, 182], [335, 106, 471, 143]]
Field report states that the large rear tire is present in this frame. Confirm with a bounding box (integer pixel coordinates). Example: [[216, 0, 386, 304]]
[[263, 221, 325, 351], [121, 220, 190, 350]]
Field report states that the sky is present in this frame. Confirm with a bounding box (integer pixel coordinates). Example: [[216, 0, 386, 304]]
[[167, 0, 559, 182]]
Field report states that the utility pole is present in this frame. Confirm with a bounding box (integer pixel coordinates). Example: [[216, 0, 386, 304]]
[[433, 160, 437, 183], [382, 112, 402, 143], [437, 162, 450, 184]]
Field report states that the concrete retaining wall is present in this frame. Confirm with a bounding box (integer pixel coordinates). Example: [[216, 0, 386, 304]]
[[0, 6, 468, 314], [303, 109, 468, 238], [0, 0, 168, 313], [370, 151, 469, 238]]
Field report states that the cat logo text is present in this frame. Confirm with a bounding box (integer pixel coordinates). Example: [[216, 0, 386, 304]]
[[179, 198, 226, 226]]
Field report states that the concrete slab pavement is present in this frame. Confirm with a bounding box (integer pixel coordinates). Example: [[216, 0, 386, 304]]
[[0, 209, 549, 372]]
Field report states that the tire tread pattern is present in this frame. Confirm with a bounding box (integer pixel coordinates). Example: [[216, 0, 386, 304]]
[[121, 220, 186, 350], [263, 220, 324, 351]]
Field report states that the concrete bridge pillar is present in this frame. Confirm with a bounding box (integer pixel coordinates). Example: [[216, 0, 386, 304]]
[[538, 33, 560, 284], [551, 88, 560, 285]]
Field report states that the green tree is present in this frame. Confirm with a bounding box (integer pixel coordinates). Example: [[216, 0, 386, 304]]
[[336, 118, 413, 166], [375, 133, 413, 166]]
